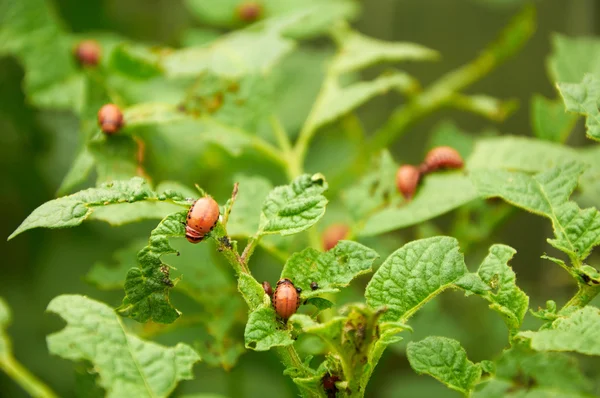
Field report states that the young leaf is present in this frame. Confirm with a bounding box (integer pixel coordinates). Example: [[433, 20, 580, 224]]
[[259, 173, 328, 236], [244, 307, 294, 351], [360, 174, 478, 237], [518, 306, 600, 356], [280, 241, 379, 296], [118, 212, 187, 324], [331, 27, 439, 74], [548, 34, 600, 83], [530, 94, 577, 143], [8, 178, 189, 240], [227, 175, 273, 237], [365, 236, 468, 322], [407, 336, 482, 395], [47, 295, 200, 397], [312, 72, 418, 130], [476, 244, 528, 330], [557, 74, 600, 142], [471, 162, 600, 263]]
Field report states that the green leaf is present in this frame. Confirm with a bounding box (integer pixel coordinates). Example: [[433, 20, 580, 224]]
[[557, 74, 600, 142], [360, 173, 478, 237], [238, 273, 267, 311], [519, 306, 600, 356], [259, 173, 328, 236], [109, 44, 163, 79], [118, 212, 188, 324], [342, 150, 399, 221], [471, 162, 600, 263], [476, 244, 529, 330], [0, 298, 10, 358], [407, 336, 482, 395], [454, 273, 492, 296], [365, 236, 468, 322], [313, 72, 418, 130], [47, 295, 200, 397], [244, 307, 294, 351], [8, 178, 187, 240], [163, 15, 298, 78], [227, 175, 273, 237], [331, 26, 439, 74], [281, 241, 378, 295], [530, 94, 577, 143], [548, 34, 600, 83], [0, 0, 82, 111], [87, 239, 147, 289]]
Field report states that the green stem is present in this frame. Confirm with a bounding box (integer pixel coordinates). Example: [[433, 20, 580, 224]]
[[559, 282, 600, 315], [0, 357, 58, 398]]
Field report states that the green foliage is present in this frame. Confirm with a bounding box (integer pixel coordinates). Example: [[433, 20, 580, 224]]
[[47, 295, 200, 397], [407, 336, 482, 394], [0, 298, 10, 359], [530, 95, 577, 143], [558, 74, 600, 142]]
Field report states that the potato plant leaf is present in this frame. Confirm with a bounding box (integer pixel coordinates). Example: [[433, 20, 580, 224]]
[[548, 34, 600, 84], [530, 94, 577, 143], [470, 162, 600, 264], [407, 336, 482, 395], [281, 241, 378, 296], [118, 211, 188, 324], [518, 306, 600, 356], [47, 295, 200, 398], [56, 147, 96, 196], [244, 307, 294, 351], [259, 173, 328, 236], [475, 244, 528, 331], [331, 27, 439, 74], [8, 178, 189, 240], [365, 236, 468, 322], [227, 175, 273, 237], [557, 74, 600, 142]]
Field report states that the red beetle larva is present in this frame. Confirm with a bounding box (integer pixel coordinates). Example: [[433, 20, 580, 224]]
[[273, 278, 301, 321], [185, 196, 220, 244], [422, 146, 464, 173], [97, 104, 124, 135], [262, 281, 273, 297], [74, 40, 101, 66], [322, 224, 349, 251], [396, 165, 421, 200], [237, 2, 262, 22]]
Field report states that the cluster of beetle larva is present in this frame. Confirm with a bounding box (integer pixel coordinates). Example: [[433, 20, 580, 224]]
[[396, 146, 464, 200]]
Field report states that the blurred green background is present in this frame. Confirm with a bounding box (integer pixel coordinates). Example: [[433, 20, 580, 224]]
[[1, 0, 599, 397]]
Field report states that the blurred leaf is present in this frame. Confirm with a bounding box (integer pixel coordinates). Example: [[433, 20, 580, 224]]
[[471, 162, 600, 264], [47, 295, 200, 397], [530, 94, 576, 143], [450, 94, 518, 122], [109, 44, 163, 80], [360, 173, 477, 237], [407, 337, 482, 394], [557, 74, 600, 142], [185, 0, 358, 39], [180, 28, 222, 47], [244, 307, 294, 351], [227, 174, 273, 237], [0, 0, 82, 110], [476, 245, 528, 330], [89, 136, 141, 184], [313, 72, 417, 130], [548, 34, 600, 83], [123, 103, 187, 126], [118, 212, 188, 324], [8, 177, 189, 240], [365, 237, 467, 322], [281, 241, 378, 296], [259, 173, 328, 236], [519, 306, 600, 356], [331, 26, 439, 74], [56, 147, 96, 195], [342, 150, 399, 222], [0, 298, 10, 358], [87, 239, 146, 289]]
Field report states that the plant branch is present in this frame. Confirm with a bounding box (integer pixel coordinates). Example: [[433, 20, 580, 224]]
[[0, 357, 58, 398], [559, 281, 600, 316]]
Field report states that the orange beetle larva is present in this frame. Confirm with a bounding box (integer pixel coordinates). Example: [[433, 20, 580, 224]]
[[396, 165, 421, 200], [185, 196, 220, 244], [262, 281, 273, 296], [273, 278, 301, 321], [322, 223, 349, 251], [422, 146, 464, 173], [97, 104, 124, 135], [74, 40, 101, 66]]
